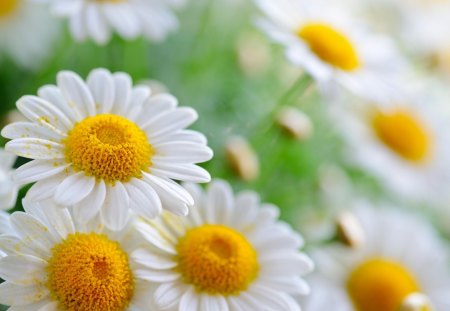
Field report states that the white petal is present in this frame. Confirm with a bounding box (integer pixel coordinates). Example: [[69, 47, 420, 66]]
[[0, 255, 47, 285], [26, 174, 66, 202], [135, 222, 176, 254], [260, 253, 314, 276], [200, 295, 228, 311], [101, 182, 130, 230], [1, 122, 64, 141], [6, 138, 64, 160], [132, 248, 177, 270], [38, 85, 82, 123], [0, 282, 49, 306], [150, 129, 208, 146], [144, 108, 198, 138], [86, 68, 114, 113], [57, 71, 96, 117], [151, 162, 211, 183], [86, 5, 110, 45], [179, 287, 199, 311], [16, 95, 72, 132], [111, 72, 132, 115], [135, 268, 180, 282], [126, 178, 162, 220], [153, 142, 213, 163], [73, 180, 106, 223], [14, 160, 69, 185], [144, 174, 194, 206], [54, 172, 96, 206], [135, 94, 177, 127], [103, 4, 141, 39], [154, 282, 185, 310]]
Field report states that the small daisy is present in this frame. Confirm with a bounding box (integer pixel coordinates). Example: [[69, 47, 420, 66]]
[[303, 203, 450, 311], [40, 0, 185, 45], [332, 92, 450, 203], [0, 200, 155, 310], [133, 180, 314, 310], [1, 68, 213, 230], [253, 0, 404, 101], [0, 0, 60, 69], [0, 148, 18, 211]]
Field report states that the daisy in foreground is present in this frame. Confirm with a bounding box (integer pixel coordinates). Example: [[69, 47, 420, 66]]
[[253, 0, 403, 101], [0, 149, 18, 211], [39, 0, 184, 45], [1, 68, 213, 230], [0, 0, 59, 69], [331, 93, 450, 203], [0, 200, 154, 310], [134, 180, 314, 310], [303, 203, 450, 311]]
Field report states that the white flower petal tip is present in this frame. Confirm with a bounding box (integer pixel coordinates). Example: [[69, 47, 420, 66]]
[[4, 68, 212, 230], [135, 179, 312, 310]]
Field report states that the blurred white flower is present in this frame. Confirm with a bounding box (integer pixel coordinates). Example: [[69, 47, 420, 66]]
[[332, 90, 450, 204], [0, 0, 60, 69], [40, 0, 185, 45], [253, 0, 405, 102], [0, 149, 17, 211], [303, 203, 450, 311], [134, 180, 313, 311]]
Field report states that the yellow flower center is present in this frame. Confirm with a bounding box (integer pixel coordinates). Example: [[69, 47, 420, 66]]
[[176, 224, 258, 295], [64, 114, 153, 184], [372, 109, 432, 163], [0, 0, 18, 17], [347, 258, 421, 311], [298, 23, 360, 71], [47, 233, 134, 311]]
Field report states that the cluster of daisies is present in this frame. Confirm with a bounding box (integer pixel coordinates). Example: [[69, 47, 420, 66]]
[[1, 0, 450, 311]]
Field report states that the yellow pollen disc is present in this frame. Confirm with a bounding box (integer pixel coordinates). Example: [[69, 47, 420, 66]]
[[47, 233, 134, 311], [0, 0, 18, 17], [176, 224, 259, 295], [298, 23, 360, 71], [372, 109, 432, 163], [347, 258, 421, 311], [64, 114, 153, 184]]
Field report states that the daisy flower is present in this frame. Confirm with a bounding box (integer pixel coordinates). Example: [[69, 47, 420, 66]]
[[40, 0, 185, 45], [0, 200, 155, 310], [303, 203, 450, 311], [332, 92, 450, 204], [1, 68, 213, 230], [134, 180, 314, 310], [0, 148, 18, 211], [0, 0, 60, 69], [253, 0, 404, 101]]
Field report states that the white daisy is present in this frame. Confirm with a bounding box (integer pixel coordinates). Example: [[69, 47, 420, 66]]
[[0, 199, 156, 310], [0, 148, 18, 211], [303, 203, 450, 311], [133, 180, 314, 311], [332, 91, 450, 204], [0, 0, 60, 69], [253, 0, 404, 102], [39, 0, 184, 45], [1, 68, 213, 230]]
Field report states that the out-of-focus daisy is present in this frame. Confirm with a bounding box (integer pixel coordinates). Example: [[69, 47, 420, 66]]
[[0, 0, 60, 69], [2, 68, 213, 230], [0, 200, 154, 310], [253, 0, 403, 101], [332, 93, 450, 203], [303, 203, 450, 311], [39, 0, 185, 45], [0, 148, 18, 211], [134, 180, 313, 310]]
